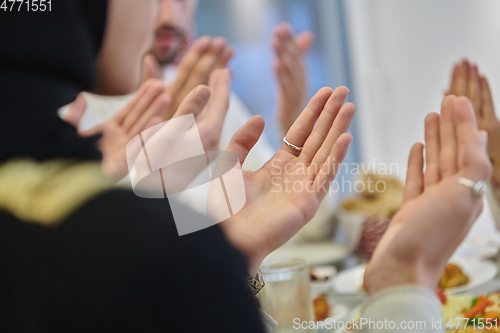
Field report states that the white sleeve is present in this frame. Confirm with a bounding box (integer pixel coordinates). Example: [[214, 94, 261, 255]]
[[358, 285, 443, 333], [58, 92, 133, 131], [259, 310, 278, 333]]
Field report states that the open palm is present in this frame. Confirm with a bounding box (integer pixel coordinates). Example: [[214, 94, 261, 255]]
[[218, 86, 356, 274], [365, 95, 491, 295]]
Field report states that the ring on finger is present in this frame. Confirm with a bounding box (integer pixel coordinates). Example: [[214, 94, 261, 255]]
[[283, 137, 303, 152]]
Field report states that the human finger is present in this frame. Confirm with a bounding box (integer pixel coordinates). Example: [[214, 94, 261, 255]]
[[439, 96, 459, 177], [480, 75, 497, 123], [129, 92, 171, 137], [424, 112, 441, 187], [281, 87, 334, 157], [466, 64, 482, 116], [402, 143, 424, 204], [309, 101, 356, 170], [168, 36, 212, 97], [313, 133, 353, 196], [224, 115, 266, 165], [121, 80, 165, 133], [301, 86, 350, 163], [172, 85, 211, 120]]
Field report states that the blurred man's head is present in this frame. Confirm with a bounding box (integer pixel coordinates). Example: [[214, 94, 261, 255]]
[[150, 0, 197, 65]]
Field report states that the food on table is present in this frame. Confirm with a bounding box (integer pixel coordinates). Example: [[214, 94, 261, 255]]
[[437, 288, 447, 304], [360, 262, 469, 293], [443, 292, 500, 331], [442, 293, 474, 326], [439, 263, 470, 289], [313, 294, 330, 322], [453, 328, 500, 332], [340, 173, 404, 259], [341, 173, 404, 218]]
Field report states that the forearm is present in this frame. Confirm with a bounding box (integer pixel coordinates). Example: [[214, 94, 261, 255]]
[[359, 285, 443, 333]]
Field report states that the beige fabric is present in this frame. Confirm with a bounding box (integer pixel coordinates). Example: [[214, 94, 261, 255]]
[[0, 159, 113, 226]]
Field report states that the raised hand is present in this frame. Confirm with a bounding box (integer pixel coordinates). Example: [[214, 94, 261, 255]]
[[64, 79, 170, 181], [162, 36, 234, 120], [142, 53, 162, 82], [127, 69, 232, 196], [364, 95, 492, 295], [447, 59, 500, 184], [218, 86, 356, 275], [272, 23, 314, 134]]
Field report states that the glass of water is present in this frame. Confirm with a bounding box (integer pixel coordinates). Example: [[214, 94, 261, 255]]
[[259, 258, 313, 332]]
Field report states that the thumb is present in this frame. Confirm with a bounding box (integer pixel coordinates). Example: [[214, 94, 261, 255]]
[[64, 94, 87, 129], [142, 54, 161, 82], [296, 31, 314, 54], [225, 115, 265, 165]]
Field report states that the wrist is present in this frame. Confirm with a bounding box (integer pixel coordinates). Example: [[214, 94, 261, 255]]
[[365, 258, 437, 296], [247, 252, 265, 277], [223, 221, 266, 277]]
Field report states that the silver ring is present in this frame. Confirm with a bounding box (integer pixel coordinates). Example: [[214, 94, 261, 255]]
[[457, 177, 487, 200], [283, 137, 303, 152]]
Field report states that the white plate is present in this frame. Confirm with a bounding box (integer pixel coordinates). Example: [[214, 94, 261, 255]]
[[452, 242, 499, 262], [333, 261, 498, 295], [333, 264, 367, 295], [265, 242, 349, 266]]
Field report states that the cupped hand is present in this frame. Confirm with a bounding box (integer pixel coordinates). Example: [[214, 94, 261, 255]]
[[128, 69, 232, 195], [162, 36, 234, 120], [365, 95, 492, 295], [272, 23, 314, 135], [64, 79, 169, 181], [447, 59, 500, 184], [219, 86, 356, 275]]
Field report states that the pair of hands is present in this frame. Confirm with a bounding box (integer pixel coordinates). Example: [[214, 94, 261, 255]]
[[365, 95, 492, 295], [66, 24, 335, 278], [143, 36, 234, 121], [447, 59, 500, 184], [68, 23, 313, 181], [68, 77, 356, 277], [145, 23, 313, 133], [65, 69, 231, 182], [272, 23, 314, 134]]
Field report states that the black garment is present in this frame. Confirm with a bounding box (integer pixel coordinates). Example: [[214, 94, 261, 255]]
[[0, 0, 106, 161], [0, 190, 265, 333], [0, 1, 266, 332]]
